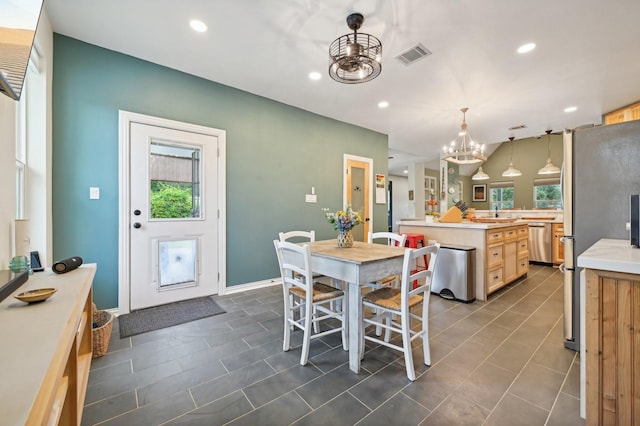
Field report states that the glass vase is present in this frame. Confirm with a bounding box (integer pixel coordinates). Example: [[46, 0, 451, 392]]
[[337, 230, 354, 248]]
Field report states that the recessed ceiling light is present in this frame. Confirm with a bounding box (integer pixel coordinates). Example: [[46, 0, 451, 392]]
[[308, 72, 321, 81], [378, 101, 389, 108], [403, 170, 408, 174], [564, 106, 578, 113], [189, 19, 207, 33], [517, 43, 536, 54]]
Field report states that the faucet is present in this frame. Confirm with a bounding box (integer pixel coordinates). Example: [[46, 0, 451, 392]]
[[495, 206, 499, 218]]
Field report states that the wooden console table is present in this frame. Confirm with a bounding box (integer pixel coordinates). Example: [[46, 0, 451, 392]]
[[0, 264, 96, 425]]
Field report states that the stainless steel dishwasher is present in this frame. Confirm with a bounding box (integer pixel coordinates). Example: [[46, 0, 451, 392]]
[[528, 222, 552, 263]]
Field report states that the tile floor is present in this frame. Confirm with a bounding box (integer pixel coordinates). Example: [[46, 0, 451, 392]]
[[82, 264, 585, 425]]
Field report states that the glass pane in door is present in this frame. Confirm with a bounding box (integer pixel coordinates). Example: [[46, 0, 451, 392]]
[[149, 142, 201, 219], [158, 238, 198, 289]]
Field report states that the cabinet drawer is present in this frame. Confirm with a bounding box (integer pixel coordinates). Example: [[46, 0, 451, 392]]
[[517, 254, 529, 276], [487, 231, 504, 244], [518, 226, 528, 238], [487, 245, 503, 268], [487, 267, 504, 293], [504, 228, 518, 242], [517, 239, 528, 253]]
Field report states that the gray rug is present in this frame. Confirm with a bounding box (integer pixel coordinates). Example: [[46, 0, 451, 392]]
[[118, 296, 225, 338]]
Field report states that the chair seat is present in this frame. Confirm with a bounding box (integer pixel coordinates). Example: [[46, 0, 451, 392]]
[[362, 287, 423, 311], [289, 282, 344, 302]]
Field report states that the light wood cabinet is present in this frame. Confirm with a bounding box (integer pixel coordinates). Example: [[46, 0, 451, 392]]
[[604, 101, 640, 125], [0, 264, 96, 425], [552, 223, 564, 265], [485, 224, 528, 295], [584, 268, 640, 425]]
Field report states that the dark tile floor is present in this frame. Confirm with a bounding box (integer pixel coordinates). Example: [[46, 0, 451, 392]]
[[82, 264, 585, 425]]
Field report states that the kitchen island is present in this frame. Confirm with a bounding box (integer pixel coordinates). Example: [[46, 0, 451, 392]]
[[577, 239, 640, 425], [398, 220, 529, 300]]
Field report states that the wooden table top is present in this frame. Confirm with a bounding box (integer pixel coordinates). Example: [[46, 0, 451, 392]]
[[305, 240, 406, 264]]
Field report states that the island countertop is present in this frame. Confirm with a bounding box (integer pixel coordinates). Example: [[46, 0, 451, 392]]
[[397, 219, 559, 229], [577, 238, 640, 274]]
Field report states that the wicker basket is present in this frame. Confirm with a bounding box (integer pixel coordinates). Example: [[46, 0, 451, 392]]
[[92, 303, 114, 358]]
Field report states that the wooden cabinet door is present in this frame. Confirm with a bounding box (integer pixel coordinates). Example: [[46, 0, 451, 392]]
[[552, 224, 564, 265], [503, 240, 518, 283]]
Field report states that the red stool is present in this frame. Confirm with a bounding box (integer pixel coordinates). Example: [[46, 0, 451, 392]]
[[402, 233, 429, 288]]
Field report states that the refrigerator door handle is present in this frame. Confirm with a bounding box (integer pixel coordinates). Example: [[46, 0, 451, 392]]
[[563, 235, 575, 269]]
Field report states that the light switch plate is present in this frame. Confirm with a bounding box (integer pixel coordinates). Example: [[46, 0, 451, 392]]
[[305, 194, 317, 203], [90, 187, 100, 200]]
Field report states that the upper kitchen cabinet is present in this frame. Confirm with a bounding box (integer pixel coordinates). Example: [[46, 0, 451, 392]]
[[604, 101, 640, 124]]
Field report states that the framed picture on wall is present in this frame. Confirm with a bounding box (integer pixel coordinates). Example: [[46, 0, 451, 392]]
[[473, 184, 486, 202], [408, 190, 414, 201]]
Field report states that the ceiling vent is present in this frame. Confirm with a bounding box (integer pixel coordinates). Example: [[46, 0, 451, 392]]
[[508, 124, 527, 131], [395, 44, 432, 66]]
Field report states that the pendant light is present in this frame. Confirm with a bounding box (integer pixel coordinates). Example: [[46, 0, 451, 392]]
[[472, 166, 490, 180], [502, 136, 522, 177], [442, 107, 487, 164], [538, 129, 561, 174]]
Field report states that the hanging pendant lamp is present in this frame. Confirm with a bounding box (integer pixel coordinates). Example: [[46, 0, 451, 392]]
[[502, 136, 522, 177], [442, 107, 487, 164], [472, 166, 490, 180], [538, 129, 561, 174]]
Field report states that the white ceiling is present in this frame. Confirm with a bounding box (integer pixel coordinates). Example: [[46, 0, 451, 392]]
[[44, 0, 640, 176]]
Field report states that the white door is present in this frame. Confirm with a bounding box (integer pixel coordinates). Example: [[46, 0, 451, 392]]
[[129, 123, 219, 310]]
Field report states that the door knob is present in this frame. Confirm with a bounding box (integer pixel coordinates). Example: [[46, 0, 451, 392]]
[[133, 222, 142, 229], [133, 209, 141, 216]]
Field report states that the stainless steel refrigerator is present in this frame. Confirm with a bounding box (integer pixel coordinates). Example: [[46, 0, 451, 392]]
[[561, 120, 640, 351]]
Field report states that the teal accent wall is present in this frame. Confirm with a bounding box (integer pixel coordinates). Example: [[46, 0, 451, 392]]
[[52, 35, 388, 309]]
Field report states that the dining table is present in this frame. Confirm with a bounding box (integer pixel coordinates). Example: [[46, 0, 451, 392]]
[[305, 239, 407, 373]]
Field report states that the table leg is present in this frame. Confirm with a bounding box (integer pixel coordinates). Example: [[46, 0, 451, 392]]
[[348, 281, 361, 373]]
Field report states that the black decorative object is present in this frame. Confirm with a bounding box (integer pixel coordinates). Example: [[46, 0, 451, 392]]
[[52, 256, 83, 274]]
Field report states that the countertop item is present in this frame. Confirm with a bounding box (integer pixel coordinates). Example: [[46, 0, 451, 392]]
[[577, 238, 640, 274]]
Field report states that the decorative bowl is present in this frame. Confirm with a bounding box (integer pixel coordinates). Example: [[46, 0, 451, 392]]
[[14, 288, 57, 303]]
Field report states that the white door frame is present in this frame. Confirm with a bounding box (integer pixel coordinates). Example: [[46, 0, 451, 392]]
[[118, 111, 226, 314], [343, 154, 374, 233]]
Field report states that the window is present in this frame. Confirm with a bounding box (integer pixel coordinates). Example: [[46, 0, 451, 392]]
[[15, 75, 27, 219], [534, 177, 561, 209], [490, 181, 514, 210]]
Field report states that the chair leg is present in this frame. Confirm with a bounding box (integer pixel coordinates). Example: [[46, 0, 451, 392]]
[[422, 302, 431, 366], [401, 309, 416, 381], [300, 300, 313, 365], [375, 307, 383, 336], [384, 312, 393, 342], [283, 290, 292, 351]]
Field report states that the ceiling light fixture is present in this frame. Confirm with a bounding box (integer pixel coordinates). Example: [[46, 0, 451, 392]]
[[472, 166, 490, 180], [329, 13, 382, 84], [502, 136, 522, 177], [442, 107, 487, 164], [378, 101, 389, 108], [189, 19, 207, 33], [517, 42, 536, 54], [538, 129, 561, 174], [309, 72, 322, 80], [564, 106, 577, 113]]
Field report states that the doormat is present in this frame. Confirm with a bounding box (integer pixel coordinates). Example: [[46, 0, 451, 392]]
[[118, 296, 226, 338]]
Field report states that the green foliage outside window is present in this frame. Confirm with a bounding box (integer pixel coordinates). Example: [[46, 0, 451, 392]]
[[534, 184, 562, 209], [150, 181, 193, 218], [491, 187, 514, 210]]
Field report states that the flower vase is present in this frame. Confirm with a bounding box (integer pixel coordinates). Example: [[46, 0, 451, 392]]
[[337, 230, 354, 248]]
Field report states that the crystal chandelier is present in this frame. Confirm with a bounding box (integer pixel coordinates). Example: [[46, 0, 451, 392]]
[[329, 13, 382, 84], [502, 136, 522, 177], [538, 129, 561, 174], [442, 107, 487, 164]]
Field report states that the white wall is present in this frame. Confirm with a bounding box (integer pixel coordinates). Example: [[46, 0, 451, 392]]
[[0, 96, 17, 267], [389, 175, 409, 232]]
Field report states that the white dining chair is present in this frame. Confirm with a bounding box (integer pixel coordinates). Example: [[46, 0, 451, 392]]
[[365, 231, 407, 335], [273, 240, 348, 365], [361, 243, 440, 381]]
